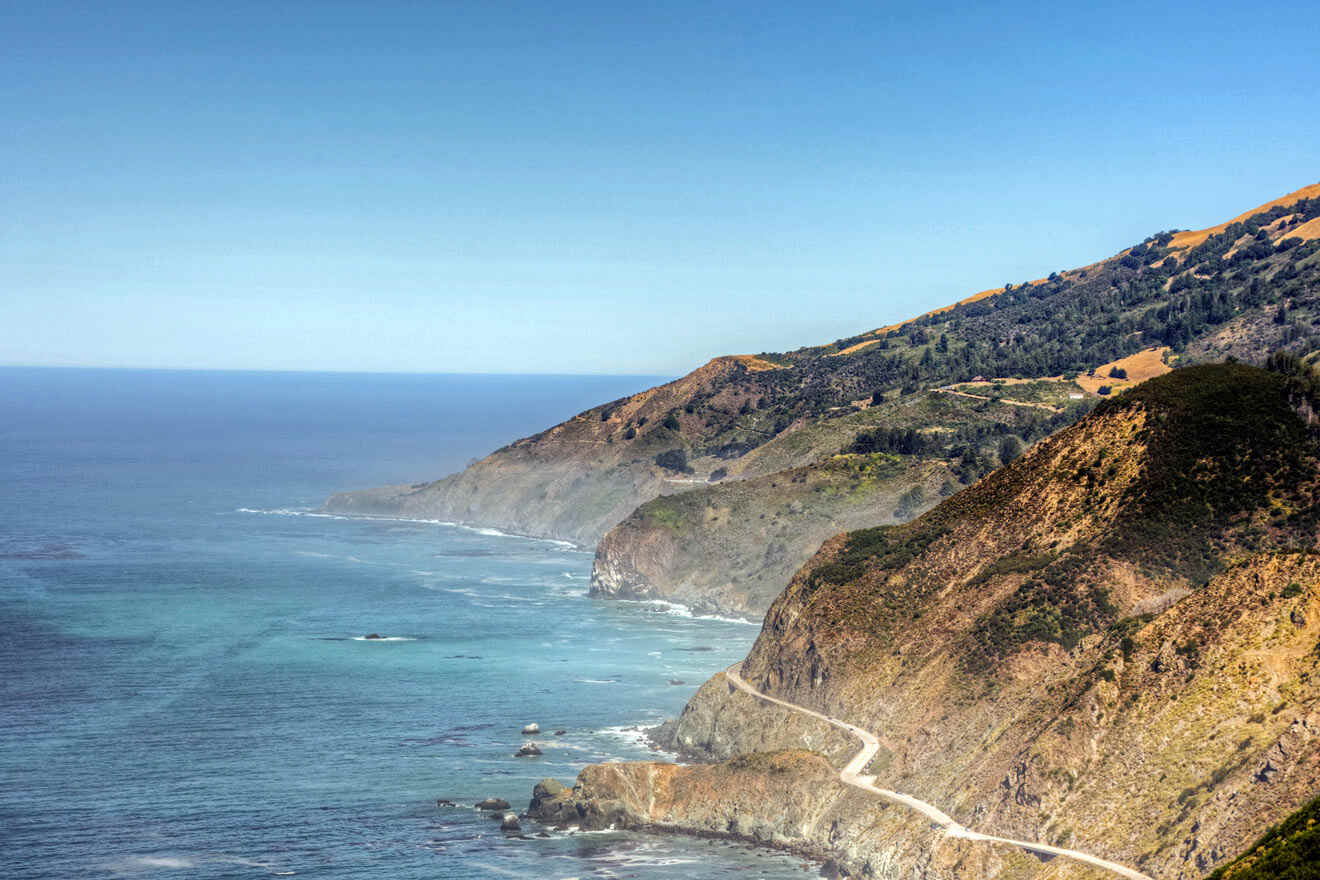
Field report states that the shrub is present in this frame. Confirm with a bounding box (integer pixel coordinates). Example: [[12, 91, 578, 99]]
[[895, 485, 926, 518], [654, 449, 691, 473], [662, 413, 681, 431], [1097, 385, 1113, 395], [998, 435, 1023, 464]]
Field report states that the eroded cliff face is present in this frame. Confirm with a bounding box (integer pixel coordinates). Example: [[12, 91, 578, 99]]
[[589, 458, 949, 618], [531, 364, 1320, 879]]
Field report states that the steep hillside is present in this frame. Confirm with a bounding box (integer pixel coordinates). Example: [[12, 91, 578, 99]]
[[326, 184, 1320, 552], [531, 363, 1320, 879]]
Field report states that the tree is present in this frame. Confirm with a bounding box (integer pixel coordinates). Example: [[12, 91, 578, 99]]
[[655, 449, 690, 473], [662, 412, 681, 431], [998, 435, 1023, 464], [1109, 367, 1128, 379]]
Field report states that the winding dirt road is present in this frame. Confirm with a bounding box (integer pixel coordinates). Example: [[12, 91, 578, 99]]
[[724, 663, 1154, 880]]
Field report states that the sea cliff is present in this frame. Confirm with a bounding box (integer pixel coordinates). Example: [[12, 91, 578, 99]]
[[530, 364, 1320, 879]]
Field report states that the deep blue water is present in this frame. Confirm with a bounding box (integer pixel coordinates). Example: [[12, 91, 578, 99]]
[[0, 368, 814, 880]]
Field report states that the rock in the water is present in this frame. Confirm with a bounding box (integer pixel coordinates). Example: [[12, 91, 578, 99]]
[[364, 633, 383, 639], [533, 778, 566, 799], [528, 778, 573, 824], [475, 797, 510, 810], [499, 812, 521, 831], [515, 743, 543, 757], [668, 679, 685, 685], [436, 798, 457, 808], [521, 723, 540, 735], [553, 729, 567, 736]]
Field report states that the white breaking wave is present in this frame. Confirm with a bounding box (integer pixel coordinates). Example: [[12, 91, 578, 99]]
[[350, 636, 417, 642], [237, 507, 348, 520], [596, 723, 677, 762], [616, 598, 758, 626], [235, 507, 584, 550]]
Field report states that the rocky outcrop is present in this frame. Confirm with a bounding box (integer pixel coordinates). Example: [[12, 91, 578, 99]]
[[669, 670, 854, 765], [527, 752, 1098, 879]]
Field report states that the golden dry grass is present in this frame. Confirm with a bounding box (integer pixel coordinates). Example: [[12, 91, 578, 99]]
[[1076, 347, 1171, 394], [826, 183, 1319, 362], [733, 354, 782, 371], [829, 284, 1050, 357], [1287, 216, 1320, 242], [1169, 182, 1320, 251]]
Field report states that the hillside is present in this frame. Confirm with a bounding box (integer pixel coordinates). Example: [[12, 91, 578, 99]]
[[529, 363, 1320, 879], [591, 384, 1088, 618], [325, 184, 1320, 560]]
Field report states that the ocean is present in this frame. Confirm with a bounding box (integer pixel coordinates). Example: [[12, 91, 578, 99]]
[[0, 367, 815, 880]]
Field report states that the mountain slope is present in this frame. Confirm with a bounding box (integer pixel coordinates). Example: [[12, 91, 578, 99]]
[[590, 384, 1087, 617], [531, 363, 1320, 879], [325, 184, 1320, 554]]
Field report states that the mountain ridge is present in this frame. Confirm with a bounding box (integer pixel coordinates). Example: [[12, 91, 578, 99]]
[[325, 183, 1320, 555], [325, 181, 1320, 632]]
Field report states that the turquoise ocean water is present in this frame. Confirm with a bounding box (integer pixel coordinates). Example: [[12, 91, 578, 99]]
[[0, 368, 814, 879]]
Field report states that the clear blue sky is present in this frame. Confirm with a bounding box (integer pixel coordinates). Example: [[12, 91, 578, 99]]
[[3, 1, 1317, 374]]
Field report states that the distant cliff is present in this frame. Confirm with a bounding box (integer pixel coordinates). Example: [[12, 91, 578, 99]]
[[589, 382, 1086, 617], [531, 364, 1320, 879]]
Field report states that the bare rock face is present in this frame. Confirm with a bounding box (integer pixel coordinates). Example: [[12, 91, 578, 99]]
[[527, 753, 1057, 879], [670, 671, 853, 766]]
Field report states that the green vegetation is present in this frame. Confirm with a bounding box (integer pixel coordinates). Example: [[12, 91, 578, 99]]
[[806, 523, 942, 593], [1210, 792, 1320, 880], [646, 197, 1320, 466], [654, 448, 692, 473], [1095, 363, 1320, 579], [803, 364, 1320, 668], [971, 552, 1120, 660]]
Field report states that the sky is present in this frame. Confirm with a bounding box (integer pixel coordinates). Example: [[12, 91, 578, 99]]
[[3, 1, 1317, 375]]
